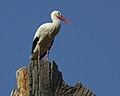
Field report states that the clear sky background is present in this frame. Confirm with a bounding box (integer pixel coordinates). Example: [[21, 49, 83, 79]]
[[0, 0, 120, 96]]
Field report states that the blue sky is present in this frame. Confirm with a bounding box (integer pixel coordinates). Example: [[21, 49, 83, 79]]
[[0, 0, 120, 96]]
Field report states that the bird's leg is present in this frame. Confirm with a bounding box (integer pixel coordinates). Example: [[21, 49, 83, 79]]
[[45, 50, 49, 61], [38, 45, 40, 64]]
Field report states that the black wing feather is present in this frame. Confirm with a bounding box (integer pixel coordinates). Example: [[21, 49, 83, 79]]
[[48, 40, 54, 50], [31, 37, 39, 54]]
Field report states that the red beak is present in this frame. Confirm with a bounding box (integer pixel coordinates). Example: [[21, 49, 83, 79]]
[[58, 15, 71, 25]]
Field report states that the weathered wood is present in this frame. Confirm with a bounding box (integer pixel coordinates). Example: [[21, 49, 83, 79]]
[[11, 60, 96, 96], [16, 67, 30, 96]]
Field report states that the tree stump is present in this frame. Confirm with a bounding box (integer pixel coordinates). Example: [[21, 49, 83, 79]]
[[11, 60, 96, 96]]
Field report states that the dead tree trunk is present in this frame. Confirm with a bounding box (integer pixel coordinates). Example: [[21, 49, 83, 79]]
[[11, 60, 96, 96]]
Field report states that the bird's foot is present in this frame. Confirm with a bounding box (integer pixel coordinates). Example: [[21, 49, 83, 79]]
[[45, 55, 48, 61], [45, 50, 49, 61], [38, 55, 40, 64]]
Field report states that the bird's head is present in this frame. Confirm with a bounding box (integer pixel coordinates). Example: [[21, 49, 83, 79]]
[[51, 10, 71, 25]]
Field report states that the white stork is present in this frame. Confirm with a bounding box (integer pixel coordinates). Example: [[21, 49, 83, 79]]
[[30, 10, 71, 61]]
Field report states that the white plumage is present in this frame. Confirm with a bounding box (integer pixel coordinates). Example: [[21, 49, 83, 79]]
[[30, 10, 71, 61]]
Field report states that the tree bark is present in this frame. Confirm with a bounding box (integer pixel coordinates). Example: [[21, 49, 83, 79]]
[[11, 60, 96, 96]]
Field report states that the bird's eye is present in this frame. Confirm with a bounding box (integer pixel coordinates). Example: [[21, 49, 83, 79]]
[[58, 12, 60, 15]]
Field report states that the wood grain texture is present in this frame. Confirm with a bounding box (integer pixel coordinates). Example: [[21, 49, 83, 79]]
[[11, 60, 96, 96]]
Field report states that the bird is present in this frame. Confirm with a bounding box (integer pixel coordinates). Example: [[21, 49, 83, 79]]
[[30, 10, 71, 62]]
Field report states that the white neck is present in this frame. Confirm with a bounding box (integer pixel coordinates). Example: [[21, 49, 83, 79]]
[[50, 14, 61, 36], [51, 15, 61, 25]]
